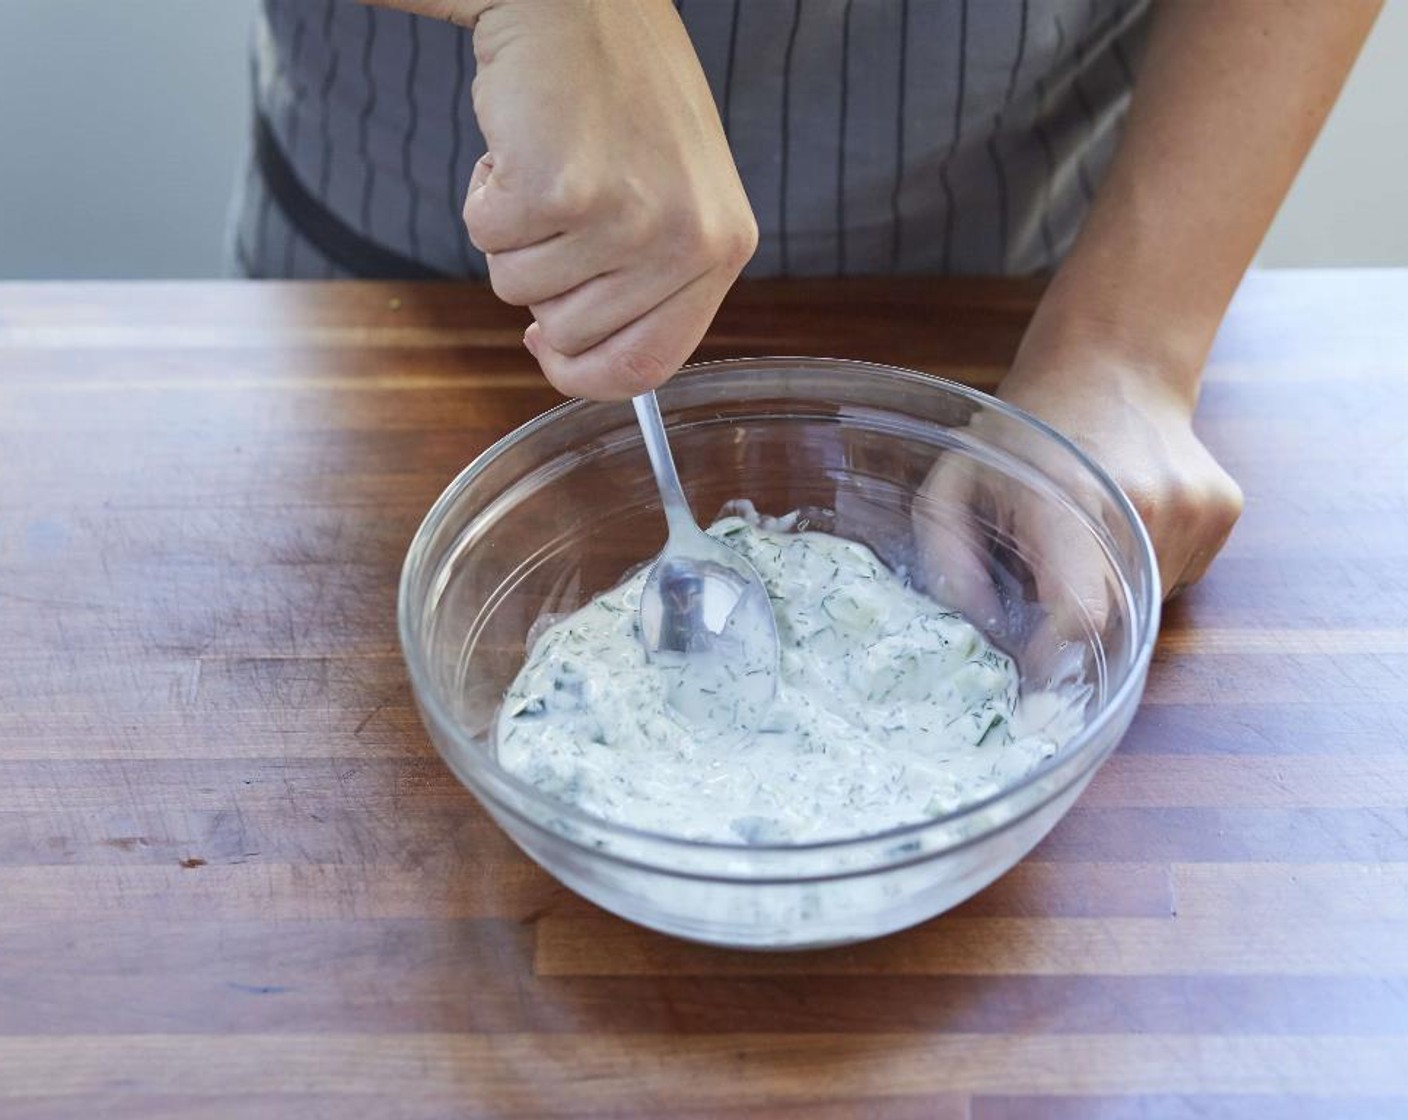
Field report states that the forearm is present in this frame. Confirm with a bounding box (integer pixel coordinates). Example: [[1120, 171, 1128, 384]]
[[1025, 0, 1381, 407]]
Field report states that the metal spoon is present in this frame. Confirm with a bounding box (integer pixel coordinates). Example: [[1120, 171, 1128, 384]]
[[632, 390, 779, 738]]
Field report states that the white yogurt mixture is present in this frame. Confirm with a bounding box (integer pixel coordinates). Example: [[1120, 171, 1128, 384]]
[[496, 509, 1084, 844]]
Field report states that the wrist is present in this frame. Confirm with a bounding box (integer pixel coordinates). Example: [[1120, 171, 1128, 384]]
[[1011, 274, 1214, 416], [1003, 304, 1204, 422]]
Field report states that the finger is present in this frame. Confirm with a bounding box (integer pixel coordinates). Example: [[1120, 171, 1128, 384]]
[[1139, 504, 1226, 602], [523, 270, 726, 400], [1172, 484, 1244, 592], [484, 235, 608, 308], [914, 454, 1004, 634], [1122, 468, 1210, 604], [486, 211, 676, 310], [531, 265, 702, 357], [484, 187, 657, 307], [467, 151, 493, 196], [462, 165, 574, 255]]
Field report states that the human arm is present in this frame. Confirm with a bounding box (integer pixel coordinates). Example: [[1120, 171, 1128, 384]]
[[1004, 0, 1382, 595]]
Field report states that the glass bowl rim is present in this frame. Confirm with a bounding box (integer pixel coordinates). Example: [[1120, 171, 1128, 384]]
[[398, 355, 1162, 858]]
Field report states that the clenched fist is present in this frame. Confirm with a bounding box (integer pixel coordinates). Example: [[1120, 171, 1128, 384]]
[[460, 0, 757, 399]]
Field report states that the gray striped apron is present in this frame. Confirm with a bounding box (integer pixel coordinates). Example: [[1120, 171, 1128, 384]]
[[232, 0, 1150, 280]]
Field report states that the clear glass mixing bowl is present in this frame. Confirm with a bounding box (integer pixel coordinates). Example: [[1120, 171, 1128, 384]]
[[399, 358, 1160, 949]]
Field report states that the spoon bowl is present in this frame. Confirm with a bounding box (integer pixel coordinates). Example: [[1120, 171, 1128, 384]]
[[632, 391, 779, 736]]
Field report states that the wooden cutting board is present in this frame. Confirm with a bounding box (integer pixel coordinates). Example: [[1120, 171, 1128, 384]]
[[1, 273, 1405, 1118]]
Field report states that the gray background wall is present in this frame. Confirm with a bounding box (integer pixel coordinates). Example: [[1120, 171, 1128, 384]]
[[1, 0, 1403, 279], [0, 0, 258, 279]]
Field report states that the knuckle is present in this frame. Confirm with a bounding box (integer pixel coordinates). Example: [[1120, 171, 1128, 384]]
[[658, 207, 757, 276], [1219, 474, 1246, 519], [717, 212, 759, 273], [534, 314, 590, 359], [658, 204, 709, 259], [540, 176, 594, 224], [618, 203, 656, 251], [486, 264, 532, 307], [1167, 484, 1203, 521], [462, 197, 496, 252], [1187, 472, 1245, 529]]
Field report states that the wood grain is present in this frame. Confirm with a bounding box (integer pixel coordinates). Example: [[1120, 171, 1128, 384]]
[[3, 1033, 1408, 1101], [1, 274, 1406, 1117]]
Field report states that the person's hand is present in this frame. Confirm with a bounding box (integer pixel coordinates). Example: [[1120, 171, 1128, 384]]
[[459, 0, 757, 399], [995, 348, 1244, 601], [917, 335, 1242, 680]]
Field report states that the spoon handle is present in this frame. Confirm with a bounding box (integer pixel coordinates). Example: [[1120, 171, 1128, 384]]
[[632, 391, 697, 536]]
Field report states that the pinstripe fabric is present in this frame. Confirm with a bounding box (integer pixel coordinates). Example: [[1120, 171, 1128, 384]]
[[939, 0, 968, 273], [835, 0, 854, 275], [986, 0, 1031, 269], [233, 0, 1150, 280], [778, 0, 803, 276], [889, 0, 911, 272]]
